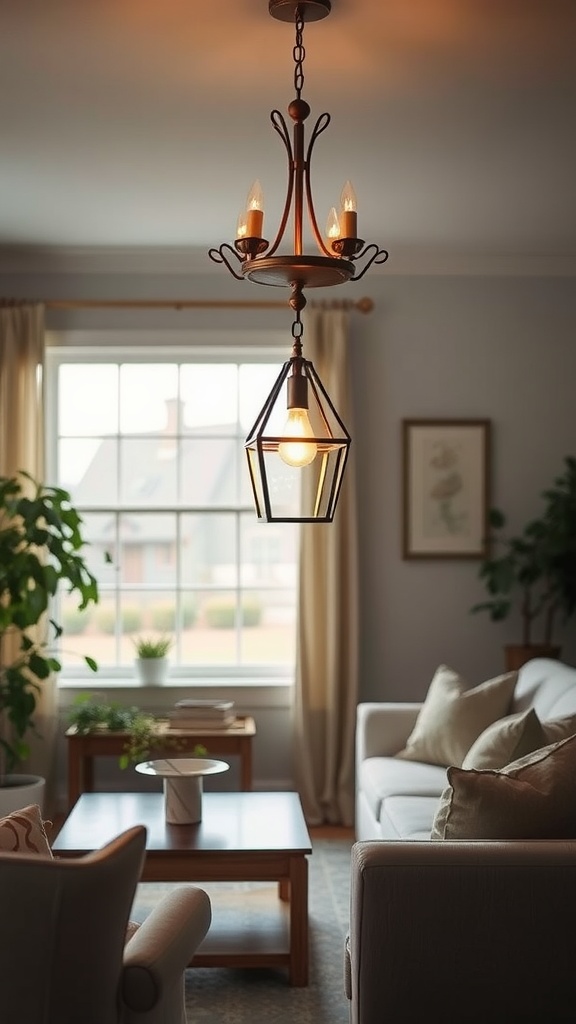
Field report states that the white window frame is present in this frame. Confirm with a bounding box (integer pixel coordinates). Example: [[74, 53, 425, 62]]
[[45, 329, 297, 689]]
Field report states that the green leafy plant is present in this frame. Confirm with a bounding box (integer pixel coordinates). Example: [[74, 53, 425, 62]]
[[133, 635, 173, 658], [0, 472, 100, 780], [471, 456, 576, 646], [67, 694, 207, 769]]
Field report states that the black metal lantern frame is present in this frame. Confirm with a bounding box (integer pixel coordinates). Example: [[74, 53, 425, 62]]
[[208, 0, 387, 522], [245, 311, 351, 522]]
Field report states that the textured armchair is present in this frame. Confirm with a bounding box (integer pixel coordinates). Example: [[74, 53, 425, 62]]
[[0, 824, 211, 1024]]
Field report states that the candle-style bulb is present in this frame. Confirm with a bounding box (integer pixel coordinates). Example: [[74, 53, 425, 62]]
[[236, 212, 248, 238], [326, 207, 340, 244], [245, 180, 264, 237], [340, 180, 357, 213], [339, 180, 358, 239]]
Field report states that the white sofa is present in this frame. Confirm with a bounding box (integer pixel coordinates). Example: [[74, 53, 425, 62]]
[[355, 657, 576, 841], [347, 658, 576, 1024]]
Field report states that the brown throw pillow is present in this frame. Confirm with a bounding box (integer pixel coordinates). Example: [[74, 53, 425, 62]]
[[431, 732, 576, 840], [461, 708, 545, 770], [0, 804, 53, 857], [542, 714, 576, 745], [396, 664, 518, 768]]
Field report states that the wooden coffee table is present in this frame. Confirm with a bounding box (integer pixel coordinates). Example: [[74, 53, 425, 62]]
[[53, 790, 312, 986]]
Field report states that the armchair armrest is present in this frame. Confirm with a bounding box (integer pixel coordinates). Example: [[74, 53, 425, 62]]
[[355, 702, 422, 768], [347, 839, 576, 1024], [122, 885, 211, 1021]]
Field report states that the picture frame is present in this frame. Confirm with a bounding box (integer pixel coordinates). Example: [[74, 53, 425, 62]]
[[402, 419, 491, 559]]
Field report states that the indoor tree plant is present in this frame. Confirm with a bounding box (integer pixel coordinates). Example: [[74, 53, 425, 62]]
[[471, 456, 576, 670], [0, 471, 99, 806]]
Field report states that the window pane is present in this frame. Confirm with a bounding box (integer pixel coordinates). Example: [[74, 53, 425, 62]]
[[118, 512, 177, 586], [59, 364, 118, 435], [120, 364, 179, 434], [62, 438, 119, 504], [181, 364, 239, 429], [180, 438, 238, 506], [239, 588, 296, 665], [180, 513, 237, 587], [240, 513, 298, 586], [120, 440, 177, 504]]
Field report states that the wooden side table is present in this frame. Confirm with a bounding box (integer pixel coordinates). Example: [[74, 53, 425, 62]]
[[65, 716, 256, 808]]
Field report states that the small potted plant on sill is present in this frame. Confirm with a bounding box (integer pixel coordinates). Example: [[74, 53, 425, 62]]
[[471, 456, 576, 671], [0, 471, 99, 813], [133, 635, 173, 686]]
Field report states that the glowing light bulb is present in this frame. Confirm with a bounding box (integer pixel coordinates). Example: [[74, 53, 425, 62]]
[[339, 180, 358, 238], [236, 212, 248, 238], [326, 206, 340, 248], [245, 179, 264, 237], [278, 408, 318, 467]]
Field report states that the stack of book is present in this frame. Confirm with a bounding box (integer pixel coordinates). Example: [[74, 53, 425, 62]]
[[167, 699, 236, 730]]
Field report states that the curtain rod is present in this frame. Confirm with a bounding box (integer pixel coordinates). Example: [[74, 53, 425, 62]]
[[45, 296, 374, 313]]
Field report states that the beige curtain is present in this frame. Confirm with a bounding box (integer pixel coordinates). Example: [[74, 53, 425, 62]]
[[293, 309, 359, 826], [0, 303, 55, 799]]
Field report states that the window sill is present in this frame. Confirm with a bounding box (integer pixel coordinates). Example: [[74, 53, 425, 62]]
[[57, 676, 294, 711]]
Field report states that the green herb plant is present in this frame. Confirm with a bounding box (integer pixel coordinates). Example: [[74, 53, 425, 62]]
[[133, 635, 173, 659], [67, 694, 207, 769]]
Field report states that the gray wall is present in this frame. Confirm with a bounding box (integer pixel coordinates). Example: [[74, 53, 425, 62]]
[[2, 261, 576, 792]]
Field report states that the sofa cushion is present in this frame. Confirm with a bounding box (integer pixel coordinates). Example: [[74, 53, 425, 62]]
[[542, 714, 576, 744], [396, 664, 518, 768], [461, 708, 545, 770], [0, 804, 52, 857], [431, 732, 576, 840], [379, 795, 441, 841], [359, 757, 447, 823]]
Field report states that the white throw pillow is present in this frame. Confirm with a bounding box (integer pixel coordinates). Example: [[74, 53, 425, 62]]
[[396, 664, 518, 768], [462, 708, 545, 771], [431, 732, 576, 840]]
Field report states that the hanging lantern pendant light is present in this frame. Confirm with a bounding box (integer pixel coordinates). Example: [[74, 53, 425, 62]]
[[245, 282, 351, 523]]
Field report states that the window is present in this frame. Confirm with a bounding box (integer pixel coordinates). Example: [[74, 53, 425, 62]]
[[46, 337, 298, 681]]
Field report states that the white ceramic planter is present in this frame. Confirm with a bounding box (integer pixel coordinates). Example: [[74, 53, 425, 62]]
[[135, 758, 230, 823], [0, 775, 46, 816], [134, 656, 169, 686]]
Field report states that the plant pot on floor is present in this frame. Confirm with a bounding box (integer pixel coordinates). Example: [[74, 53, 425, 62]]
[[504, 644, 561, 672], [0, 775, 45, 816]]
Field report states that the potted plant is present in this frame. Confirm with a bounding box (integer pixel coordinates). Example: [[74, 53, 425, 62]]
[[0, 471, 99, 811], [67, 694, 206, 768], [471, 456, 576, 670], [133, 635, 173, 686]]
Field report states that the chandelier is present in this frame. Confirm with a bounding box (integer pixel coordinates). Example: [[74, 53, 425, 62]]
[[209, 0, 388, 523]]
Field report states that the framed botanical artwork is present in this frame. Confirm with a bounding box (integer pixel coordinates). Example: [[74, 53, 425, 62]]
[[402, 419, 491, 559]]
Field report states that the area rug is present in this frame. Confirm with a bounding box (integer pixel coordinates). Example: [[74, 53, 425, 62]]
[[131, 836, 354, 1024]]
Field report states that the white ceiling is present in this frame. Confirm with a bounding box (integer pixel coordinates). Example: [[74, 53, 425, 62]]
[[1, 0, 575, 265]]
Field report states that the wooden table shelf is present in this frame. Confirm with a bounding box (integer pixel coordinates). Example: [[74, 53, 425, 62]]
[[65, 716, 256, 807]]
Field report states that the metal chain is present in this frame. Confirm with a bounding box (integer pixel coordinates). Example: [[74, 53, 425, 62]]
[[293, 9, 305, 99], [291, 311, 304, 357]]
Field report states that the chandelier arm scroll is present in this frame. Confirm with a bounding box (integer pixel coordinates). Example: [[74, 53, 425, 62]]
[[266, 110, 296, 258], [208, 244, 246, 281], [350, 244, 390, 282], [304, 112, 333, 257]]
